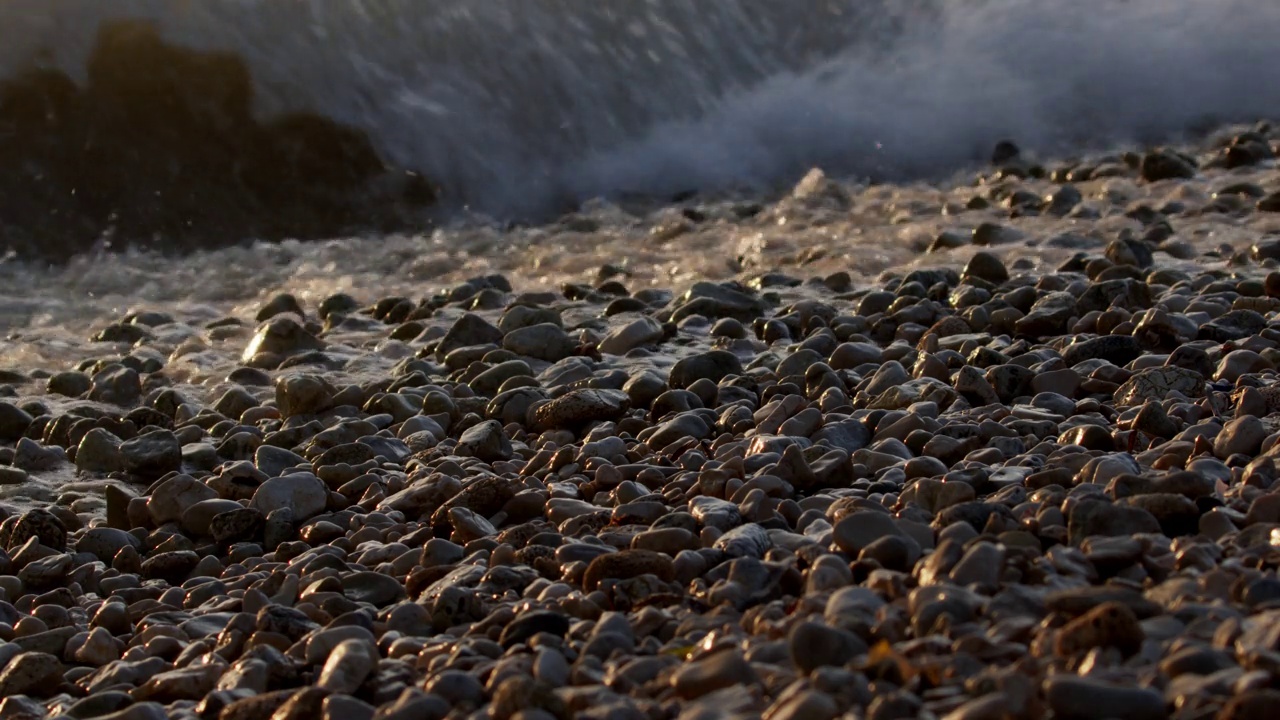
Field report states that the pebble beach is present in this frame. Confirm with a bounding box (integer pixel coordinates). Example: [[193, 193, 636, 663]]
[[3, 123, 1280, 720]]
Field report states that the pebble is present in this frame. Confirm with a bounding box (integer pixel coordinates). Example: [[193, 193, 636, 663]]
[[668, 351, 743, 388], [2, 126, 1280, 720], [209, 507, 265, 543], [712, 523, 772, 559], [455, 420, 513, 462], [1214, 415, 1267, 459], [148, 475, 218, 525], [75, 527, 141, 563], [13, 437, 65, 471], [342, 571, 406, 607], [531, 389, 630, 430], [276, 374, 337, 417], [672, 649, 758, 699], [1054, 601, 1145, 658], [1114, 366, 1204, 407], [242, 316, 325, 366], [323, 696, 376, 720], [180, 498, 243, 536], [119, 430, 183, 475], [499, 610, 571, 647], [1044, 675, 1166, 720], [74, 428, 124, 473], [788, 621, 867, 673], [962, 252, 1009, 284], [1068, 499, 1161, 544], [74, 626, 122, 665], [583, 550, 675, 590], [832, 511, 905, 554], [317, 638, 377, 694], [45, 371, 91, 398], [88, 365, 142, 406], [0, 466, 28, 485], [503, 323, 576, 361], [250, 472, 328, 520], [598, 317, 664, 355], [0, 651, 60, 696]]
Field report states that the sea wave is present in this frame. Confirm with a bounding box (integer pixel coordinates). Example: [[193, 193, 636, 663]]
[[1, 0, 1279, 224]]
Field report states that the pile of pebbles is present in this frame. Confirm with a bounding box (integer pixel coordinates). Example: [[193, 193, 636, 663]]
[[5, 130, 1280, 720]]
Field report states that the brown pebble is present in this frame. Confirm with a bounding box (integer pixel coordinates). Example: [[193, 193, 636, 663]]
[[1218, 690, 1280, 720], [1054, 601, 1144, 659], [582, 549, 675, 591], [270, 687, 331, 720]]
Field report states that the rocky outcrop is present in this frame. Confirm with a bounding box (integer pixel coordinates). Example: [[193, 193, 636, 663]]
[[0, 20, 435, 261]]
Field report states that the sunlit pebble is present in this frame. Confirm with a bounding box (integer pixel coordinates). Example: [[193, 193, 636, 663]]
[[1, 124, 1280, 719]]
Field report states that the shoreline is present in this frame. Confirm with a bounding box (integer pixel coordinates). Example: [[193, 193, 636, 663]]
[[0, 124, 1279, 717]]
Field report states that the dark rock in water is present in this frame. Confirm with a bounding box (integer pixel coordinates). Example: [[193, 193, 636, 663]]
[[1258, 191, 1280, 213], [971, 223, 1020, 247], [1252, 238, 1280, 261], [1140, 149, 1197, 182], [928, 230, 969, 252], [0, 20, 435, 262], [119, 429, 183, 476], [1076, 279, 1151, 314], [901, 268, 960, 289], [1014, 292, 1076, 335], [438, 314, 504, 356], [669, 350, 743, 388], [991, 140, 1020, 165], [668, 282, 769, 323], [1104, 238, 1154, 269], [0, 402, 32, 441], [1221, 133, 1274, 168], [962, 252, 1009, 284]]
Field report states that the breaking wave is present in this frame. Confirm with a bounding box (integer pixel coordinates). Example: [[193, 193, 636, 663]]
[[2, 0, 1279, 225]]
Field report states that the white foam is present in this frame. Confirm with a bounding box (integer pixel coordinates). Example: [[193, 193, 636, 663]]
[[569, 0, 1280, 206]]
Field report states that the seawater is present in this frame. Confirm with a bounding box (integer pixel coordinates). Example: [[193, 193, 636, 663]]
[[2, 0, 1279, 219]]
